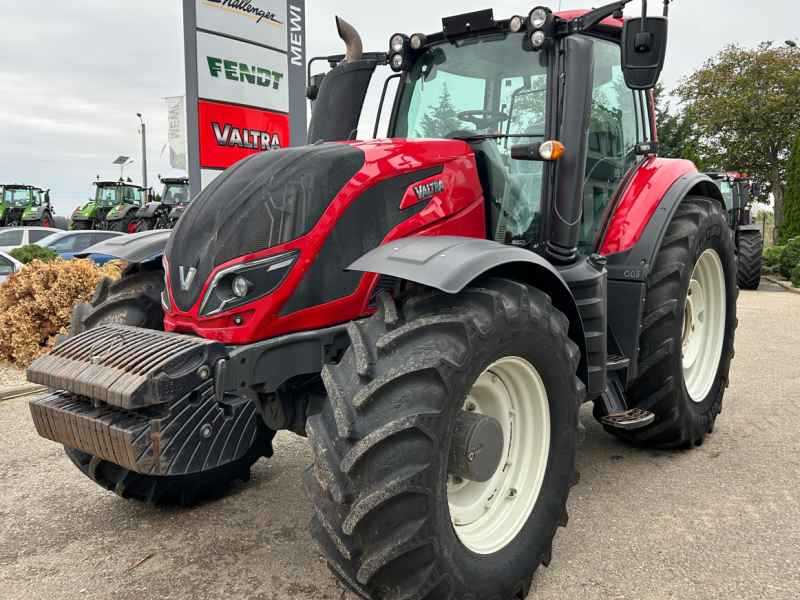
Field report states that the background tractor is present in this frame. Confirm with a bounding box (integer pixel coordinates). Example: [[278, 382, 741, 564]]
[[134, 176, 191, 232], [706, 171, 764, 289], [71, 181, 147, 232], [26, 2, 739, 599], [0, 184, 57, 228]]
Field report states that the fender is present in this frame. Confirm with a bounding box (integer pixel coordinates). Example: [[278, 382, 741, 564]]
[[347, 235, 588, 388], [136, 202, 163, 219], [75, 229, 171, 262], [600, 161, 724, 384], [105, 204, 140, 221]]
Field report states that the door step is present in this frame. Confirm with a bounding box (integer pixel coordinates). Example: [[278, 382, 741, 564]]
[[606, 354, 630, 370], [601, 408, 655, 430]]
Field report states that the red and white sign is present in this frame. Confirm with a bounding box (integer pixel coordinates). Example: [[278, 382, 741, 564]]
[[198, 100, 290, 169]]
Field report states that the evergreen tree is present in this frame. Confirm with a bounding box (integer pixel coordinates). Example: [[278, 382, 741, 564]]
[[779, 132, 800, 244], [680, 146, 705, 171], [653, 83, 700, 159], [416, 84, 461, 138]]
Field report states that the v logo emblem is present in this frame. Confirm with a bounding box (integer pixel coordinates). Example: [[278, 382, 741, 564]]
[[179, 266, 197, 291]]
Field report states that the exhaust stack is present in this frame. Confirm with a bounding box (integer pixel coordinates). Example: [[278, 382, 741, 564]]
[[336, 16, 363, 63]]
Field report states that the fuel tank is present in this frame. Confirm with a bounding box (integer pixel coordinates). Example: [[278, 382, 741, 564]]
[[164, 139, 486, 344]]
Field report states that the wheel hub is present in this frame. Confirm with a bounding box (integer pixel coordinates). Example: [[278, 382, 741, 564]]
[[447, 356, 550, 554], [447, 411, 504, 483]]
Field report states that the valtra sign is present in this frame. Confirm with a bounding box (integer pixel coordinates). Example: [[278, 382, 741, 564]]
[[198, 101, 289, 168], [184, 0, 306, 195]]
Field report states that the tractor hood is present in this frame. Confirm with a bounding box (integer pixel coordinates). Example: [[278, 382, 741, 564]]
[[165, 144, 365, 313]]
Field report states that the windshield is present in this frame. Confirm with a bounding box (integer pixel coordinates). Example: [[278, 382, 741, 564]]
[[393, 33, 549, 245], [713, 180, 735, 213], [96, 185, 121, 206], [162, 183, 189, 205], [3, 188, 31, 207]]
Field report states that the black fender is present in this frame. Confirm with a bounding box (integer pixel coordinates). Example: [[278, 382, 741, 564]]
[[105, 204, 139, 221], [75, 229, 171, 262], [136, 202, 162, 219], [603, 171, 726, 385], [347, 236, 588, 388]]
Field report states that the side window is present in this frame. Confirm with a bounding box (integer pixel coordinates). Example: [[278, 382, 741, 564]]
[[31, 190, 42, 206], [28, 230, 51, 243], [71, 234, 94, 253], [50, 236, 76, 252], [0, 230, 24, 246], [0, 256, 12, 275], [93, 232, 118, 243], [578, 39, 644, 251]]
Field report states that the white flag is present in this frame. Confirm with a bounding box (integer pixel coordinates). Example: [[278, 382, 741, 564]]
[[165, 96, 187, 171]]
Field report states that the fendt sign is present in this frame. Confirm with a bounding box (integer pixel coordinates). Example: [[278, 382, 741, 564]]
[[183, 0, 306, 195]]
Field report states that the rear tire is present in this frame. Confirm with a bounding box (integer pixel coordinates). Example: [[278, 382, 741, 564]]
[[107, 213, 137, 233], [71, 220, 92, 231], [65, 260, 274, 505], [305, 279, 584, 600], [736, 231, 762, 290], [599, 197, 737, 448]]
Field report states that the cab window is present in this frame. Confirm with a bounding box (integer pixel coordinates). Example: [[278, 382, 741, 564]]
[[578, 38, 645, 252], [123, 186, 142, 204], [31, 190, 42, 206]]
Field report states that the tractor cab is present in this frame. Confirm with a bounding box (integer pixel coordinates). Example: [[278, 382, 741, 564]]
[[0, 184, 54, 228]]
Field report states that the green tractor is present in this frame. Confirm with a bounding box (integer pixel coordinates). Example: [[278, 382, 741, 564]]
[[0, 184, 56, 228], [71, 181, 147, 232]]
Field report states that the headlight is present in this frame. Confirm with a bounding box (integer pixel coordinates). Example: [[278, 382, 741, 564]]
[[197, 250, 300, 317], [531, 30, 546, 47], [391, 53, 404, 69], [390, 34, 405, 53], [510, 16, 524, 32], [410, 33, 424, 50], [530, 8, 548, 28], [232, 275, 250, 298]]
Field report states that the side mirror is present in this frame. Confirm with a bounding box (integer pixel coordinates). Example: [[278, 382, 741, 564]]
[[621, 16, 668, 90], [751, 181, 763, 197]]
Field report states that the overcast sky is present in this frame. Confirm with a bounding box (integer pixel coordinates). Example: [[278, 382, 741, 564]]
[[1, 0, 798, 215]]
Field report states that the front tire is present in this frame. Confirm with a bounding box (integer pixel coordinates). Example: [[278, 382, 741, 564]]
[[305, 279, 584, 600], [736, 231, 762, 290], [107, 213, 137, 233], [71, 220, 92, 231], [29, 210, 53, 228], [66, 260, 274, 505], [134, 217, 155, 233], [601, 197, 737, 448]]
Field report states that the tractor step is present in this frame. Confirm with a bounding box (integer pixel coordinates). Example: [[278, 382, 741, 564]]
[[606, 355, 630, 370], [601, 408, 655, 430]]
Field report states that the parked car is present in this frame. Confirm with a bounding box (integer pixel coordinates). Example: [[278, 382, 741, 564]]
[[0, 226, 57, 253], [0, 250, 23, 284], [35, 230, 124, 265]]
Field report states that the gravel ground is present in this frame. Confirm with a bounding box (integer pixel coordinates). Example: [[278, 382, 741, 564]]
[[0, 280, 798, 600], [0, 360, 27, 389]]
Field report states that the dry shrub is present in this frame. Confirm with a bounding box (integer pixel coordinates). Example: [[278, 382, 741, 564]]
[[0, 258, 125, 366]]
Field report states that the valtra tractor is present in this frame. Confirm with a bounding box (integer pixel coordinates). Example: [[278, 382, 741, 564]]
[[705, 171, 764, 290], [27, 2, 739, 598], [71, 181, 147, 232], [0, 184, 56, 228], [134, 176, 191, 232]]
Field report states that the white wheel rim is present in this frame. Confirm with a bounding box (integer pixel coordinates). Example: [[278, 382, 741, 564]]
[[682, 249, 726, 402], [447, 356, 550, 554]]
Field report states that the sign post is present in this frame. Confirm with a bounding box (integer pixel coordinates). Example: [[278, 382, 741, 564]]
[[183, 0, 307, 198]]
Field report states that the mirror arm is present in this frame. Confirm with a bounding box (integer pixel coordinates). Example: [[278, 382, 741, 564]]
[[641, 0, 647, 32], [565, 0, 633, 33]]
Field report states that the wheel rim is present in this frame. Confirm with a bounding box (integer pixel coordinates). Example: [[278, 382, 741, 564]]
[[447, 356, 550, 554], [127, 220, 137, 234], [682, 249, 726, 402], [43, 220, 51, 227]]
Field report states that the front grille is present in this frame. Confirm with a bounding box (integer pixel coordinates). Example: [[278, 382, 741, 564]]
[[368, 275, 399, 307], [26, 324, 227, 409]]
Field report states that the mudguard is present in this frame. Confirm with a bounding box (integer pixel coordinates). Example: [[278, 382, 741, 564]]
[[76, 229, 171, 262], [105, 204, 139, 221], [136, 202, 162, 219], [347, 235, 588, 387]]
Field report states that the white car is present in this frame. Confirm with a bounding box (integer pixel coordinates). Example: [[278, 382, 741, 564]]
[[0, 250, 23, 284], [0, 227, 57, 253]]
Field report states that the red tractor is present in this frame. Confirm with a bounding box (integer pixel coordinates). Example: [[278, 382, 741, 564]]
[[27, 2, 737, 598], [705, 171, 764, 289]]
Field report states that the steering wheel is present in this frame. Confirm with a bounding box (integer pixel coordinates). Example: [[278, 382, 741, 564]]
[[457, 110, 510, 130]]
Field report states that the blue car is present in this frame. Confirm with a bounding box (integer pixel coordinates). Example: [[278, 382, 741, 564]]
[[35, 230, 124, 265]]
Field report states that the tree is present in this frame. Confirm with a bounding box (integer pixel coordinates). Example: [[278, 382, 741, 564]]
[[780, 132, 800, 244], [675, 42, 800, 243], [126, 177, 132, 183], [680, 146, 705, 171], [416, 84, 461, 138], [653, 83, 701, 160]]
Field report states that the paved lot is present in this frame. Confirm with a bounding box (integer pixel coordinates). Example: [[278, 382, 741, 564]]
[[1, 280, 798, 600]]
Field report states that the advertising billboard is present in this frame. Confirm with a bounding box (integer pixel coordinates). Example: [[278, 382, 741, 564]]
[[183, 0, 307, 197]]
